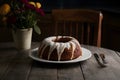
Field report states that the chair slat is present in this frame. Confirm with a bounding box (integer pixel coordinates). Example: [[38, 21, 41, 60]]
[[52, 9, 103, 47]]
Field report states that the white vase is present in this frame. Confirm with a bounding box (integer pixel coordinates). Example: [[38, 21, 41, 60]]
[[12, 28, 33, 50]]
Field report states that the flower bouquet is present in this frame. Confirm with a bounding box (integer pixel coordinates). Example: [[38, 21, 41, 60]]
[[0, 0, 45, 50], [0, 0, 44, 34]]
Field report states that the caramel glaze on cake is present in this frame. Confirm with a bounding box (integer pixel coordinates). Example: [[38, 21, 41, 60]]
[[38, 36, 82, 61]]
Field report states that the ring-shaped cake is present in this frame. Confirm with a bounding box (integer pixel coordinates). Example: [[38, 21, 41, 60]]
[[38, 36, 82, 61]]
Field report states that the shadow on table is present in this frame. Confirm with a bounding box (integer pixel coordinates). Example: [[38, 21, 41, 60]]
[[31, 60, 86, 69]]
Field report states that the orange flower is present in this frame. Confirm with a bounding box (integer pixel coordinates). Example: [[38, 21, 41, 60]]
[[0, 4, 10, 15]]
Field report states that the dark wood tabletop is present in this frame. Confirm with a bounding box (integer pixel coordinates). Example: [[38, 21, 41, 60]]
[[0, 42, 120, 80]]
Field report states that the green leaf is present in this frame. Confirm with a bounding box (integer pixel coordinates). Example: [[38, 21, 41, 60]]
[[34, 25, 41, 35]]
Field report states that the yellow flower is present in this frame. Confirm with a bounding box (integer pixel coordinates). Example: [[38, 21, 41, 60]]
[[36, 2, 41, 8], [0, 4, 10, 15], [28, 2, 36, 7], [28, 1, 41, 8]]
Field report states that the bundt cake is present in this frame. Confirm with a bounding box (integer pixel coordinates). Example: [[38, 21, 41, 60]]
[[38, 36, 82, 61]]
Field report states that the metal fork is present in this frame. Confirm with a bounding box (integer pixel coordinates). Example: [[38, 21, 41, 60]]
[[94, 53, 107, 67]]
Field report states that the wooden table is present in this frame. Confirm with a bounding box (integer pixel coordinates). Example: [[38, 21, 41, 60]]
[[0, 42, 120, 80]]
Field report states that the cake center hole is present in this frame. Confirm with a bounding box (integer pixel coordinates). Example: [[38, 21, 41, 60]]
[[54, 38, 72, 43]]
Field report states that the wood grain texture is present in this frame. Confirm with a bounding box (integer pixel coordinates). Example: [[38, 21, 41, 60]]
[[0, 46, 17, 79], [57, 63, 84, 80], [0, 42, 120, 80], [28, 62, 58, 80], [81, 45, 120, 80], [0, 51, 32, 80]]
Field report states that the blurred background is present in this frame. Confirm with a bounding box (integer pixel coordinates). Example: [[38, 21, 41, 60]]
[[0, 0, 120, 52]]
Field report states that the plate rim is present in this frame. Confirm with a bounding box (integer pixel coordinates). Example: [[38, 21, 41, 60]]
[[29, 47, 92, 63]]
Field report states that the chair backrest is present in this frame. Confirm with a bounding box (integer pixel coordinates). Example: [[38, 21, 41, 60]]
[[52, 9, 103, 47]]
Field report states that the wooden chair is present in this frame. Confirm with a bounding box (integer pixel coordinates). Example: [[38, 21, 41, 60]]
[[52, 9, 103, 47]]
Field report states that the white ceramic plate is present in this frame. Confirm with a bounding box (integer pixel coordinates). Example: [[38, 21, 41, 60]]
[[29, 47, 92, 63]]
